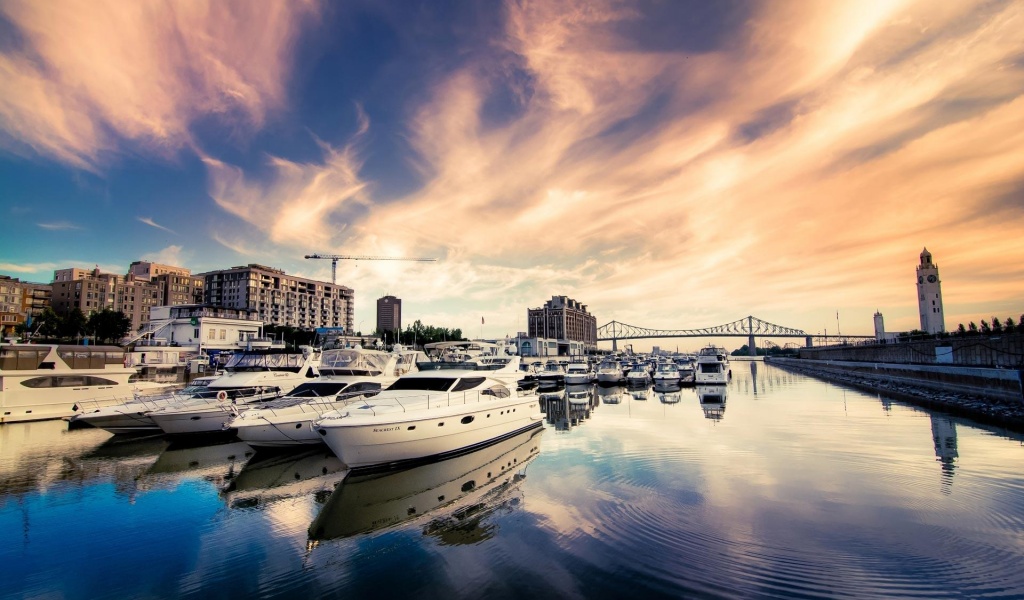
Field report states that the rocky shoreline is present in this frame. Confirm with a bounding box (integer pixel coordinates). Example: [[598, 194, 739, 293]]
[[771, 360, 1024, 432]]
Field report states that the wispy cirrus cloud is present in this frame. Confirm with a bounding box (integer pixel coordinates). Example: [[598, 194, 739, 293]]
[[0, 261, 58, 275], [36, 221, 82, 231], [141, 245, 186, 267], [137, 217, 176, 235], [0, 0, 319, 171]]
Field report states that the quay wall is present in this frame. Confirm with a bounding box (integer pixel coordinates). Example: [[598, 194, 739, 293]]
[[770, 357, 1024, 430], [798, 332, 1024, 367]]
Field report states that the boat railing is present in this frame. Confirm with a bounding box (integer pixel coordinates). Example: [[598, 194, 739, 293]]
[[253, 390, 378, 418], [343, 388, 515, 417]]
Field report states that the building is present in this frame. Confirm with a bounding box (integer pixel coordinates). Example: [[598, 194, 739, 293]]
[[0, 276, 26, 336], [51, 268, 165, 332], [128, 261, 191, 281], [154, 272, 205, 306], [376, 295, 402, 333], [916, 248, 945, 334], [200, 264, 353, 331], [527, 295, 598, 355]]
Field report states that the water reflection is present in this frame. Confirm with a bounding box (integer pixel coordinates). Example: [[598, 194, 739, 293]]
[[142, 439, 254, 489], [309, 425, 543, 542], [696, 384, 727, 421], [221, 449, 348, 509], [930, 414, 959, 494]]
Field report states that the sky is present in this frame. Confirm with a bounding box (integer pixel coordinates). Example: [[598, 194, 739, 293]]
[[1, 0, 1022, 351]]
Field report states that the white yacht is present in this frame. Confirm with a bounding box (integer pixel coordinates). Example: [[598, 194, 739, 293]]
[[313, 370, 542, 470], [149, 347, 320, 435], [564, 362, 593, 385], [694, 346, 730, 385], [697, 384, 728, 420], [652, 362, 680, 384], [595, 360, 624, 384], [0, 344, 170, 424], [536, 361, 566, 385], [71, 375, 219, 434], [625, 365, 650, 386], [230, 379, 383, 447]]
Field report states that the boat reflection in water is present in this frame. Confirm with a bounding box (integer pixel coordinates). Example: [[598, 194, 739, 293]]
[[544, 385, 595, 431], [221, 448, 348, 509], [696, 385, 728, 421], [653, 381, 682, 404], [308, 425, 543, 543], [596, 384, 624, 405], [140, 439, 255, 490]]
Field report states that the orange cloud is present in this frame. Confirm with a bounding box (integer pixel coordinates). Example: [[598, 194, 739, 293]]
[[0, 0, 317, 170]]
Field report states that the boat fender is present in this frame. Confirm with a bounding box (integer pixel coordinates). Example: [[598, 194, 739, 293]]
[[217, 390, 228, 401]]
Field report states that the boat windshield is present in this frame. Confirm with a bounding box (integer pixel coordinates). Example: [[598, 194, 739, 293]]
[[386, 377, 457, 392], [319, 349, 391, 376], [657, 364, 678, 372], [288, 382, 352, 397], [225, 352, 306, 372]]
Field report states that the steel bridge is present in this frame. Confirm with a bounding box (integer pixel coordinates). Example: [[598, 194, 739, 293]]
[[597, 315, 874, 355]]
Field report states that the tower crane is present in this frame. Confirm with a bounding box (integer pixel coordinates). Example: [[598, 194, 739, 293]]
[[304, 254, 437, 284]]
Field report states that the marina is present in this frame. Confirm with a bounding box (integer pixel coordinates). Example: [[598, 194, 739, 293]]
[[3, 361, 1024, 598]]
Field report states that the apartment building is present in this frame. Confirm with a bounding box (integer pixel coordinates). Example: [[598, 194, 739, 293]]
[[200, 264, 353, 331], [527, 295, 598, 355]]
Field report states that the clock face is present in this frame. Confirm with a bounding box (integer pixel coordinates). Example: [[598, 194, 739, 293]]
[[927, 274, 937, 283], [918, 276, 923, 284]]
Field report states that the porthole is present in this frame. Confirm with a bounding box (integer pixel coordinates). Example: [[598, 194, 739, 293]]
[[408, 425, 416, 430], [438, 422, 445, 427], [461, 416, 474, 425], [295, 423, 302, 429]]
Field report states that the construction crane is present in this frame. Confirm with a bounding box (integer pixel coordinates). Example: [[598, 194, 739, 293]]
[[305, 254, 437, 284]]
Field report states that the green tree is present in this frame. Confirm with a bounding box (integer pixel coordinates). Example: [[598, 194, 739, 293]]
[[30, 307, 63, 339], [968, 322, 978, 335], [956, 323, 966, 335], [991, 317, 1003, 333], [1005, 317, 1016, 333], [87, 309, 131, 344], [59, 308, 87, 340], [980, 320, 991, 334]]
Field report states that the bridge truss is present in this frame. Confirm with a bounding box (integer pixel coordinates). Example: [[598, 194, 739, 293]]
[[596, 316, 873, 353]]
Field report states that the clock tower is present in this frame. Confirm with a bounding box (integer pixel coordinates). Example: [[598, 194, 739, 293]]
[[916, 248, 945, 334]]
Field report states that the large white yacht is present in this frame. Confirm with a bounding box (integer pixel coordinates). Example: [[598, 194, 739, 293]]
[[70, 375, 219, 434], [149, 347, 320, 435], [313, 370, 542, 470], [652, 362, 680, 384], [229, 345, 405, 448], [0, 344, 170, 424], [694, 346, 730, 385], [563, 362, 593, 385], [595, 360, 624, 384]]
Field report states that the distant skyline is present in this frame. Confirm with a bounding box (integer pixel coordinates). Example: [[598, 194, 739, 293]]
[[2, 1, 1022, 352]]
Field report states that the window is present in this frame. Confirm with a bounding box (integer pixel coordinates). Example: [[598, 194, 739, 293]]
[[220, 329, 226, 340], [208, 329, 216, 340]]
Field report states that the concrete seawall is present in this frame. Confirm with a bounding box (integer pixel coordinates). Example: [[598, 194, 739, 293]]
[[770, 357, 1024, 431], [799, 332, 1024, 367]]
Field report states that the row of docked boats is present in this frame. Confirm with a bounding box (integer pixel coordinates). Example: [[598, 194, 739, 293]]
[[66, 344, 543, 471]]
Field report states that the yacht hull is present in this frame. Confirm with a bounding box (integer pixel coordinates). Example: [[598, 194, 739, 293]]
[[316, 396, 542, 470], [150, 406, 237, 435]]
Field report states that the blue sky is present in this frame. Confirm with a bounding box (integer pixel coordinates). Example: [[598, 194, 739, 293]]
[[1, 0, 1023, 350]]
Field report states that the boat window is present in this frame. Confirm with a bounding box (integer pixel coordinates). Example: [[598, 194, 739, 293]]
[[20, 376, 119, 388], [451, 377, 486, 392], [225, 352, 305, 373], [319, 349, 390, 376], [386, 377, 456, 392], [481, 385, 511, 399], [0, 348, 48, 370]]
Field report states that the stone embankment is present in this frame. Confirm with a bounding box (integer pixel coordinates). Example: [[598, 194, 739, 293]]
[[769, 357, 1024, 432]]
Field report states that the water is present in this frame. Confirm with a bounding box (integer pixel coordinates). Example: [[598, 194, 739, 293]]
[[3, 361, 1024, 599]]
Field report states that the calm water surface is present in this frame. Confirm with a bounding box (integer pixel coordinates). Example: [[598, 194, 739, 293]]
[[3, 361, 1024, 599]]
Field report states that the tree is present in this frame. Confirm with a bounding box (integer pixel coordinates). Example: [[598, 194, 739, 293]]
[[87, 309, 131, 344], [1005, 317, 1016, 333], [991, 317, 1003, 333], [30, 307, 63, 339], [968, 322, 978, 335], [980, 320, 991, 334], [956, 323, 967, 335], [59, 308, 87, 340]]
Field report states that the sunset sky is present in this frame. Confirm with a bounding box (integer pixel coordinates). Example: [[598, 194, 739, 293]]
[[1, 0, 1022, 350]]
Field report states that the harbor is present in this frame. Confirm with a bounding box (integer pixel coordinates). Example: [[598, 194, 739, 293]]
[[3, 363, 1024, 599]]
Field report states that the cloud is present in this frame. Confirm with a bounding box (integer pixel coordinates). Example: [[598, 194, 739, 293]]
[[141, 245, 186, 267], [0, 0, 319, 170], [0, 261, 58, 275], [137, 217, 176, 235], [347, 0, 1024, 337], [36, 221, 82, 230], [203, 124, 370, 249]]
